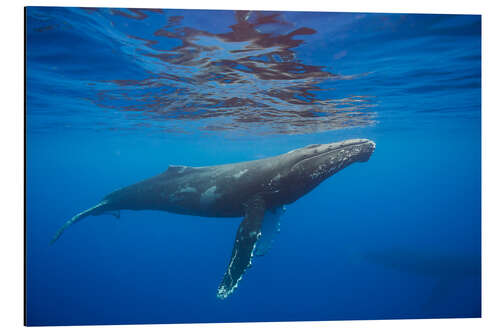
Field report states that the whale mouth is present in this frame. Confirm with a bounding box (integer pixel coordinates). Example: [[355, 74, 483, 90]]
[[350, 139, 376, 162], [290, 138, 376, 175]]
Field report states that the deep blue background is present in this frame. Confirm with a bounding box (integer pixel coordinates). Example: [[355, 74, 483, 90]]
[[26, 7, 481, 326]]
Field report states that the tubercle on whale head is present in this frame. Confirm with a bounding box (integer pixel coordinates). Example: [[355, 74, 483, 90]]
[[287, 139, 376, 171], [353, 140, 376, 162], [279, 139, 375, 202]]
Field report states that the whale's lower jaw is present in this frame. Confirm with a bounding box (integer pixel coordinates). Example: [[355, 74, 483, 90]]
[[358, 141, 376, 162]]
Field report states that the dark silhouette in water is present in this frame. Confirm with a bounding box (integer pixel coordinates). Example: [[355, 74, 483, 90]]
[[363, 248, 480, 278], [51, 139, 375, 299], [362, 247, 480, 313]]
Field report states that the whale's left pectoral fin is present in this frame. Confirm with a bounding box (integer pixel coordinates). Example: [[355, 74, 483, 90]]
[[217, 196, 266, 300]]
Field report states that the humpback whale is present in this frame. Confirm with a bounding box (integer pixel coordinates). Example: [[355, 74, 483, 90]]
[[51, 138, 376, 299]]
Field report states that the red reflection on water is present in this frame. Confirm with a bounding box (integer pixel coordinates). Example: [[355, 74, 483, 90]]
[[110, 8, 164, 20], [91, 9, 375, 135]]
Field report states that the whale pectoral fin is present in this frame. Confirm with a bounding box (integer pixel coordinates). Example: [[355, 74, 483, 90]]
[[254, 206, 285, 256], [217, 196, 266, 300]]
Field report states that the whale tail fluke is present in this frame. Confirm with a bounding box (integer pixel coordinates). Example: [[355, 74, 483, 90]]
[[50, 201, 108, 245]]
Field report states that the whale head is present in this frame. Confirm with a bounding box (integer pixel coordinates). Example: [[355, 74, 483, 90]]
[[278, 139, 376, 204]]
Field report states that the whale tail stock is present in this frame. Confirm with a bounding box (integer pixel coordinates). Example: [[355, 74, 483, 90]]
[[50, 200, 109, 245]]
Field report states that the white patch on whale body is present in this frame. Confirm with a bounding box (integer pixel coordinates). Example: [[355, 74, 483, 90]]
[[271, 173, 281, 183], [168, 185, 198, 202], [168, 165, 187, 174], [200, 185, 220, 207], [233, 169, 248, 179], [178, 186, 197, 193]]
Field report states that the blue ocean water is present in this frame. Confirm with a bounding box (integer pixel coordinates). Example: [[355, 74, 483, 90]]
[[25, 7, 481, 326]]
